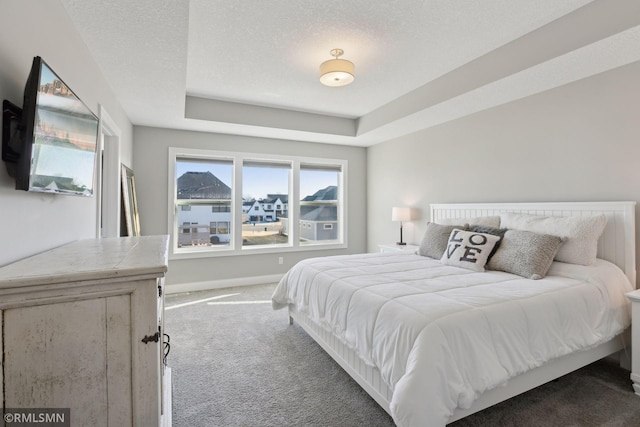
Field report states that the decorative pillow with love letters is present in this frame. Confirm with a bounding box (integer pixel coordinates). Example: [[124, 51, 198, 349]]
[[440, 229, 502, 272]]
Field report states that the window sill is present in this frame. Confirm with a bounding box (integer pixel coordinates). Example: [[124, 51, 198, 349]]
[[169, 242, 348, 260]]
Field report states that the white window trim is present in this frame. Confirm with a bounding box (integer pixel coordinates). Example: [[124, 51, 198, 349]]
[[168, 147, 348, 260]]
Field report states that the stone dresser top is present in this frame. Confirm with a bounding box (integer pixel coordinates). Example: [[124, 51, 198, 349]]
[[0, 235, 169, 290]]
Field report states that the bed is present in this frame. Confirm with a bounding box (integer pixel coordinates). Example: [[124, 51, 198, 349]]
[[271, 201, 637, 426]]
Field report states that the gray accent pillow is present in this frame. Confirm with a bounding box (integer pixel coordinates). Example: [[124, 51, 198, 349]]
[[418, 222, 468, 259], [487, 229, 565, 280], [469, 225, 508, 260]]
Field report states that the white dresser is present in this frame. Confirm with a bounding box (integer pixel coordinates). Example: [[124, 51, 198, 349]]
[[0, 236, 171, 427]]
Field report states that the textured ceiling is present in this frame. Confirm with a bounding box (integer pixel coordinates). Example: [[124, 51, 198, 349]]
[[59, 0, 640, 146]]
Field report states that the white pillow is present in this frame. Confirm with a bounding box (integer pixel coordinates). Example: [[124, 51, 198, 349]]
[[499, 212, 607, 266], [440, 229, 501, 272], [437, 216, 500, 228]]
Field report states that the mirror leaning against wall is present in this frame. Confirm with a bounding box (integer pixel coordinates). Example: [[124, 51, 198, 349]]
[[121, 164, 140, 236]]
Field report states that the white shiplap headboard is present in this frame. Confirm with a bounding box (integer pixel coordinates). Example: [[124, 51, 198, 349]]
[[430, 201, 636, 288]]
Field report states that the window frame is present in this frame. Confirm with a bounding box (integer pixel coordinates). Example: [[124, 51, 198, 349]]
[[168, 147, 347, 259]]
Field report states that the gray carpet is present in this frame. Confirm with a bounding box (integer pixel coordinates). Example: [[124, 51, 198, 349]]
[[165, 284, 640, 426]]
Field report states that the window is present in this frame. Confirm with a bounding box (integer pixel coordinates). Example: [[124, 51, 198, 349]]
[[217, 221, 229, 234], [212, 206, 230, 213], [168, 148, 347, 258], [299, 163, 341, 245], [242, 160, 290, 247], [173, 156, 233, 250]]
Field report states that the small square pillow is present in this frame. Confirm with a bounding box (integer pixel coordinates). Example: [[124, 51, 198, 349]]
[[440, 229, 501, 272], [499, 213, 606, 265], [487, 229, 565, 279], [437, 216, 500, 228], [418, 222, 468, 259]]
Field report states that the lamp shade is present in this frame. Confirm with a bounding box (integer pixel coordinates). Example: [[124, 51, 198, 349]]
[[391, 207, 412, 222], [319, 49, 354, 87]]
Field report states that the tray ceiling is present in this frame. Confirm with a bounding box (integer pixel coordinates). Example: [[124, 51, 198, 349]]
[[60, 0, 640, 146]]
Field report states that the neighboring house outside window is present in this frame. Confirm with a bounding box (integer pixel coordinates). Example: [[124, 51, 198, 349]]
[[282, 184, 339, 243]]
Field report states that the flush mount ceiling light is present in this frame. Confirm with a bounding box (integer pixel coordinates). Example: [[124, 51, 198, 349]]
[[319, 49, 355, 87]]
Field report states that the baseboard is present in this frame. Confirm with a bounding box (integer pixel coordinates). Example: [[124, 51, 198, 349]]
[[165, 274, 284, 294]]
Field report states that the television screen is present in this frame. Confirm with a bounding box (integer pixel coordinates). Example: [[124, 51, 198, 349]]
[[2, 57, 99, 196], [26, 58, 99, 196]]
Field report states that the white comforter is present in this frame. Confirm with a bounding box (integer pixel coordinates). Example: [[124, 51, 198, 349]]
[[271, 252, 633, 427]]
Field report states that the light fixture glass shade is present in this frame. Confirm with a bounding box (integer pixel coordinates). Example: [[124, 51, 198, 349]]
[[320, 53, 355, 87], [391, 207, 412, 222]]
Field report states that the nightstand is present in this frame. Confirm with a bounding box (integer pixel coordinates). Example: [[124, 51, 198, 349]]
[[378, 243, 419, 254], [626, 289, 640, 396]]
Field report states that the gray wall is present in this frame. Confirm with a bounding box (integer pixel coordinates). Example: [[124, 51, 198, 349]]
[[0, 0, 133, 266], [132, 126, 367, 287], [367, 61, 640, 278]]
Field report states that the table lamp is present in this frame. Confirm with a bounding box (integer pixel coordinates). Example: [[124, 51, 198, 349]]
[[391, 207, 413, 245]]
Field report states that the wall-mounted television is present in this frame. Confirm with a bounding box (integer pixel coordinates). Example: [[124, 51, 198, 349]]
[[2, 56, 99, 196]]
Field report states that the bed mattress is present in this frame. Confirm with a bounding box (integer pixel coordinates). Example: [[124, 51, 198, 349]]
[[272, 251, 633, 426]]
